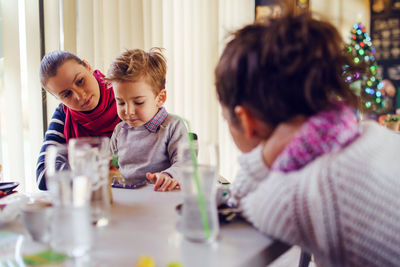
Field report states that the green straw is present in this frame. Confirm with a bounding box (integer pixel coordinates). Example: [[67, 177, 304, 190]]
[[188, 132, 210, 239], [176, 115, 210, 239]]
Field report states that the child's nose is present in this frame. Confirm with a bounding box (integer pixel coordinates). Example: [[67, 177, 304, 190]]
[[126, 104, 135, 115]]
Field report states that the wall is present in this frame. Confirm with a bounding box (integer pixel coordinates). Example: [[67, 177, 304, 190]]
[[311, 0, 370, 41]]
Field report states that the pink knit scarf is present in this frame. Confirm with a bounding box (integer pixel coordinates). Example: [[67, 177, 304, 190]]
[[271, 104, 360, 172]]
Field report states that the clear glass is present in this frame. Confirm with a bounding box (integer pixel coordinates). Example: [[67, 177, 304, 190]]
[[68, 137, 112, 227], [51, 205, 92, 257], [179, 142, 220, 243], [21, 202, 53, 244], [45, 145, 93, 257], [45, 144, 71, 204]]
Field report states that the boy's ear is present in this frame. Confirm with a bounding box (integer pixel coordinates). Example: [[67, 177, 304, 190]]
[[83, 60, 93, 72], [156, 89, 167, 107], [234, 105, 269, 140]]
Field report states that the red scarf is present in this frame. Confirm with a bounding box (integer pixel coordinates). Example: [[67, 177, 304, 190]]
[[63, 70, 120, 143]]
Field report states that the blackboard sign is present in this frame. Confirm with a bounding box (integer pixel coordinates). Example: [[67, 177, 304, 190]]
[[370, 0, 400, 110]]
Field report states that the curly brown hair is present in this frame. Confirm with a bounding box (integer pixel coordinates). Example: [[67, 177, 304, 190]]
[[215, 13, 358, 127], [106, 48, 167, 94]]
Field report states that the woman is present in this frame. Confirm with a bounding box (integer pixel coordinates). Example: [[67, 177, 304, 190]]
[[215, 13, 400, 266], [36, 51, 120, 190]]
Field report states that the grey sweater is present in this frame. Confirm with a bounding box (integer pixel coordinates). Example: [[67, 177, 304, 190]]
[[110, 114, 189, 185]]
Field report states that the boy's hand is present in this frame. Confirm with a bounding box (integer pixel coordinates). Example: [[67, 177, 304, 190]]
[[146, 172, 180, 192]]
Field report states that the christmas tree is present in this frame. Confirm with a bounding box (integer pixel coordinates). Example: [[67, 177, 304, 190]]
[[345, 23, 387, 114]]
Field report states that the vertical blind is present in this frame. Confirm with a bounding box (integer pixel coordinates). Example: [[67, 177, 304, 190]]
[[0, 0, 42, 192]]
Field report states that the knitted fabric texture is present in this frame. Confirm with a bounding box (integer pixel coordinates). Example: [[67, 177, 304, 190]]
[[232, 121, 400, 266], [271, 104, 359, 172]]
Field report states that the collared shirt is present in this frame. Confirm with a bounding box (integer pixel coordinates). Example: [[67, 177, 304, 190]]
[[122, 107, 168, 133], [144, 107, 168, 133]]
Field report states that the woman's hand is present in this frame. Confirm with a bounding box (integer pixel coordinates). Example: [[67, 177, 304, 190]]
[[146, 172, 180, 192]]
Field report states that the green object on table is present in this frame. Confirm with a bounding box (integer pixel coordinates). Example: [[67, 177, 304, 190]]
[[111, 154, 119, 168], [397, 86, 400, 109], [23, 249, 67, 266], [168, 261, 184, 267]]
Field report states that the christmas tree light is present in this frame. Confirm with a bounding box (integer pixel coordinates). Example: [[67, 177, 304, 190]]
[[345, 23, 387, 113]]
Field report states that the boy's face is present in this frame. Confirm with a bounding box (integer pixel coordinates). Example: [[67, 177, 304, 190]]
[[113, 80, 165, 127]]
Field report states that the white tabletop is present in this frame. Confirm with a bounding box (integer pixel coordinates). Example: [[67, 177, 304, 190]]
[[91, 186, 287, 267], [1, 186, 289, 266]]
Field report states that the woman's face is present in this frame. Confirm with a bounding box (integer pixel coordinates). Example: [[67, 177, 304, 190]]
[[45, 60, 100, 111]]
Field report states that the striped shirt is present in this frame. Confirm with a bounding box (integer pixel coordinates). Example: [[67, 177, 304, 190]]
[[36, 104, 66, 190], [230, 121, 400, 267]]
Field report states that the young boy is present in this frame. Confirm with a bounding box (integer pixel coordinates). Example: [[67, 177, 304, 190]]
[[106, 48, 189, 192]]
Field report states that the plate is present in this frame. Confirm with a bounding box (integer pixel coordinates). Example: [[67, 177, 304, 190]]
[[0, 182, 19, 194]]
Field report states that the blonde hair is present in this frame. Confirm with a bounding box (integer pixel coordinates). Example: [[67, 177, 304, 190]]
[[106, 47, 167, 94]]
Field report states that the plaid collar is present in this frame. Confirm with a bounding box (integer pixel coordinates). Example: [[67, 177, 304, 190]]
[[144, 107, 168, 133]]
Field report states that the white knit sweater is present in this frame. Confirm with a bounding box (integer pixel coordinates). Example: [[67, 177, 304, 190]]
[[231, 121, 400, 267]]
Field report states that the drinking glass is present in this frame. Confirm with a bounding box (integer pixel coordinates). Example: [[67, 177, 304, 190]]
[[178, 142, 220, 243], [51, 172, 92, 258], [68, 137, 112, 227], [45, 144, 70, 202], [45, 144, 93, 257], [21, 201, 53, 244]]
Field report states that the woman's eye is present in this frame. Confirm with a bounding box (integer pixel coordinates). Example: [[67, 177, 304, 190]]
[[62, 91, 72, 98], [117, 102, 125, 106], [135, 102, 144, 105], [76, 78, 84, 86]]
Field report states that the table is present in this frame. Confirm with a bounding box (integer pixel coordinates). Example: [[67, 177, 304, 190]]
[[91, 186, 289, 267], [1, 186, 290, 266]]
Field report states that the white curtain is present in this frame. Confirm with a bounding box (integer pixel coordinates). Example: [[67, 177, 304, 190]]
[[0, 0, 42, 192]]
